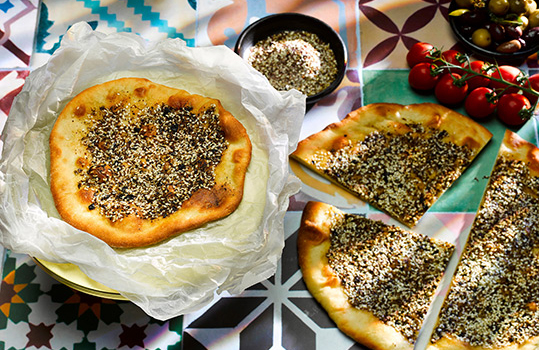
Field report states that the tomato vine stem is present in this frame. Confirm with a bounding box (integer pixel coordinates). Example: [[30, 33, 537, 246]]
[[426, 48, 538, 118]]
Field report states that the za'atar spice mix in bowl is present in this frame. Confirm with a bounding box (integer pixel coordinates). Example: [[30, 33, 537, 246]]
[[234, 13, 347, 108]]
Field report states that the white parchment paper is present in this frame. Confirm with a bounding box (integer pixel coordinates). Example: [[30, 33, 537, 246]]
[[0, 22, 305, 319]]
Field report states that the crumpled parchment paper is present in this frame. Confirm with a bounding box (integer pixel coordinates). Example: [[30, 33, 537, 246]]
[[0, 22, 305, 319]]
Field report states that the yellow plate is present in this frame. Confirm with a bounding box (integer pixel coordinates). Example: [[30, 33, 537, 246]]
[[33, 258, 128, 301]]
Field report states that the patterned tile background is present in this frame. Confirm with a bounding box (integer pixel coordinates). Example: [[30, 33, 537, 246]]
[[1, 0, 538, 349]]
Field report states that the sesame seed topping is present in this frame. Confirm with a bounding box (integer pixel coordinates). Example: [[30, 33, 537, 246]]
[[432, 157, 539, 348], [247, 30, 338, 96], [328, 214, 454, 343], [311, 123, 473, 225], [76, 102, 228, 222]]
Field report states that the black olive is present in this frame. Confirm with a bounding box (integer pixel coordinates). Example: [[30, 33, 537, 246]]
[[522, 26, 539, 46], [506, 25, 523, 39], [88, 203, 96, 210], [488, 23, 506, 42], [459, 9, 489, 26], [460, 24, 475, 36]]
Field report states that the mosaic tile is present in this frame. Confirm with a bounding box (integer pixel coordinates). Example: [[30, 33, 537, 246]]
[[0, 0, 39, 68]]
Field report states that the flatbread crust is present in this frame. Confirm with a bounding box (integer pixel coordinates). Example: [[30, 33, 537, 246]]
[[298, 201, 454, 350], [429, 130, 539, 350], [50, 78, 252, 248], [291, 103, 492, 227]]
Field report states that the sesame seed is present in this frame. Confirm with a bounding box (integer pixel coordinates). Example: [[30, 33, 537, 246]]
[[431, 157, 539, 347], [311, 123, 473, 225], [77, 102, 228, 222], [247, 30, 338, 96], [328, 214, 454, 343]]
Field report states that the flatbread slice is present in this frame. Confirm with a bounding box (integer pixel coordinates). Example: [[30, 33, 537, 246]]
[[298, 201, 454, 350], [291, 103, 492, 227], [429, 130, 539, 350], [50, 77, 252, 248]]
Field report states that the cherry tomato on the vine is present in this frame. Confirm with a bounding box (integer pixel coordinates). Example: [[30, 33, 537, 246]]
[[408, 62, 440, 90], [434, 73, 469, 105], [490, 65, 524, 94], [497, 93, 532, 126], [465, 60, 492, 91], [406, 42, 435, 67], [465, 87, 497, 119], [523, 73, 539, 104], [440, 49, 466, 73]]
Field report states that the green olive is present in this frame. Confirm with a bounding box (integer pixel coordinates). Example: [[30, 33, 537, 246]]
[[509, 0, 528, 14], [518, 14, 530, 30], [472, 28, 493, 47], [510, 0, 538, 14], [526, 0, 538, 15], [455, 0, 473, 7], [529, 9, 539, 27], [489, 0, 510, 15]]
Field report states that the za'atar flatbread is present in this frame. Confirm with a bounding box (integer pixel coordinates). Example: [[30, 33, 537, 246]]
[[429, 130, 539, 350], [298, 201, 454, 350], [291, 103, 492, 227], [49, 78, 252, 248]]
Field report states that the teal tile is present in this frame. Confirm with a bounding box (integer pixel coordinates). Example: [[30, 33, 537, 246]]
[[362, 70, 510, 213]]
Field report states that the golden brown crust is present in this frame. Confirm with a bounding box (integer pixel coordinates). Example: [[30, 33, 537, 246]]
[[49, 78, 252, 248], [298, 202, 414, 350], [499, 129, 539, 176], [291, 103, 492, 227], [298, 201, 454, 350]]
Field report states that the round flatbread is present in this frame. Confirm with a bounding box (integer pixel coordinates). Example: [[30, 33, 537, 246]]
[[49, 78, 252, 248]]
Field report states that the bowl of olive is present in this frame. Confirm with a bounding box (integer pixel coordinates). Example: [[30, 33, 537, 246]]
[[449, 0, 539, 63]]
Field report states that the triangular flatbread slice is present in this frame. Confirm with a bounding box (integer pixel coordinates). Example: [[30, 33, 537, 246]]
[[291, 103, 492, 227], [298, 201, 455, 350], [429, 130, 539, 350]]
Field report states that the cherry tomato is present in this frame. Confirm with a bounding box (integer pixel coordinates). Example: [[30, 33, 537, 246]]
[[434, 73, 469, 105], [523, 73, 539, 104], [406, 42, 434, 67], [408, 62, 440, 90], [490, 65, 524, 94], [465, 60, 492, 90], [465, 87, 497, 119], [441, 49, 466, 74], [496, 93, 532, 126]]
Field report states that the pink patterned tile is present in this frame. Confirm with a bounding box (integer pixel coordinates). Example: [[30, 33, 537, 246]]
[[0, 0, 39, 68], [360, 0, 455, 69], [0, 70, 28, 136]]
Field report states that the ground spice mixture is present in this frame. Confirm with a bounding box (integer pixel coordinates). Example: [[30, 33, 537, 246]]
[[247, 30, 338, 96], [76, 102, 228, 222], [327, 214, 454, 343], [310, 124, 473, 225], [431, 157, 539, 347]]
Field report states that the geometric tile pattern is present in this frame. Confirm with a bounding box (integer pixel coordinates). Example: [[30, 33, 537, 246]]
[[2, 0, 539, 349], [0, 0, 39, 68], [0, 251, 182, 350]]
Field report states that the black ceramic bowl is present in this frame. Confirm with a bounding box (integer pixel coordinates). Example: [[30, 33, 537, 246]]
[[449, 0, 539, 64], [234, 13, 348, 108]]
